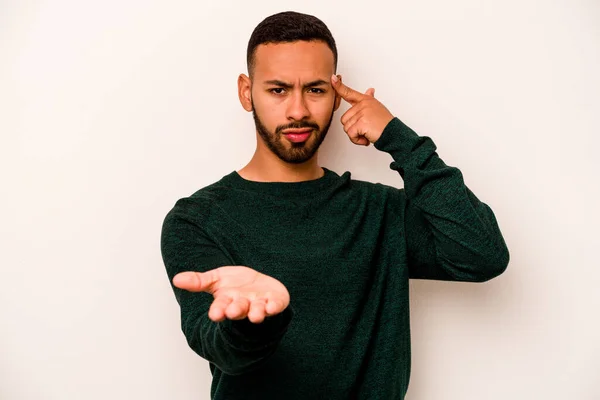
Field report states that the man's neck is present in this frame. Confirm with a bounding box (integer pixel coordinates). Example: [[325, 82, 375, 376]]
[[238, 142, 324, 183]]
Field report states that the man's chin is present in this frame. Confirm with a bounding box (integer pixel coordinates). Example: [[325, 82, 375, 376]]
[[278, 144, 319, 164]]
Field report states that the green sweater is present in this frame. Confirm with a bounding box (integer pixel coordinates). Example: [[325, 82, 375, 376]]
[[160, 117, 509, 399]]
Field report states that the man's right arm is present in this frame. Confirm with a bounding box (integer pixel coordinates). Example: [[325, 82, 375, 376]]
[[160, 204, 293, 376]]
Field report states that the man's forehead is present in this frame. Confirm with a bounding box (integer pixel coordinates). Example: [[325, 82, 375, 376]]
[[252, 41, 335, 79]]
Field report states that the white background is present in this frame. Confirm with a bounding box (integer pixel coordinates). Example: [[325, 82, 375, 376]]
[[1, 0, 599, 399]]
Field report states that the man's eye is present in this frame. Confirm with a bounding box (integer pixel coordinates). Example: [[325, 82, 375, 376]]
[[309, 88, 325, 94], [270, 88, 285, 95]]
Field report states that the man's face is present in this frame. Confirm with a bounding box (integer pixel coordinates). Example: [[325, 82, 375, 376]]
[[247, 41, 340, 164]]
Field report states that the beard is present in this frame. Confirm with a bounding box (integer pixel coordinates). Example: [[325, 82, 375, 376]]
[[252, 101, 335, 164]]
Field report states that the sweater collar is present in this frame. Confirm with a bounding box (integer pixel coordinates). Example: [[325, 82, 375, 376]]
[[222, 167, 340, 198]]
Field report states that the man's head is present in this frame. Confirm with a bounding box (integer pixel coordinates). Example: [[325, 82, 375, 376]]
[[238, 11, 342, 164]]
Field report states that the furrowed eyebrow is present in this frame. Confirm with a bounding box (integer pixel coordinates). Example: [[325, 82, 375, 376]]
[[263, 80, 329, 89], [303, 80, 328, 88]]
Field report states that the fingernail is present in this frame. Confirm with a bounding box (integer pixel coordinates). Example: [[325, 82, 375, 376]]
[[331, 74, 338, 83]]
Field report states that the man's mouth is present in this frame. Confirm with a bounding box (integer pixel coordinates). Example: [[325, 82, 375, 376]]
[[282, 128, 313, 134], [282, 128, 313, 143]]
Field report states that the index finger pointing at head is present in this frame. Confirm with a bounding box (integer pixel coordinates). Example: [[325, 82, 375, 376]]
[[331, 75, 364, 104]]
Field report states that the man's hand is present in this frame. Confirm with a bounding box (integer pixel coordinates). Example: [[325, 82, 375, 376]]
[[172, 266, 290, 324], [331, 74, 395, 146]]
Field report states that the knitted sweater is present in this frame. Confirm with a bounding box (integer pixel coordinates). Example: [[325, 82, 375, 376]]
[[160, 117, 509, 399]]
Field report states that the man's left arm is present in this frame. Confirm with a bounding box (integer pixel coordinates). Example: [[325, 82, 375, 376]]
[[331, 75, 509, 282], [376, 117, 509, 281]]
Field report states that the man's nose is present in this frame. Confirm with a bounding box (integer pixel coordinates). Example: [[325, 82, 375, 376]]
[[286, 91, 310, 121]]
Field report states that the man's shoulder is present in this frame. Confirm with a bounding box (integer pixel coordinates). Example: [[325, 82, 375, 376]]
[[347, 174, 402, 196], [188, 174, 234, 201], [164, 172, 236, 220]]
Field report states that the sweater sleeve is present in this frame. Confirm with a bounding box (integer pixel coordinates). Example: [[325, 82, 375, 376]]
[[160, 202, 293, 375], [374, 117, 509, 282]]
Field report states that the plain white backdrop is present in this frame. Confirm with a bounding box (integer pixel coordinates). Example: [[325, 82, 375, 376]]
[[1, 0, 599, 399]]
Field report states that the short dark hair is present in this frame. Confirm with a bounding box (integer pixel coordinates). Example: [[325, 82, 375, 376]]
[[246, 11, 338, 77]]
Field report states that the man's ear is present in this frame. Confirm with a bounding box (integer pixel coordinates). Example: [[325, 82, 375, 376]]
[[333, 74, 342, 111], [238, 74, 253, 112]]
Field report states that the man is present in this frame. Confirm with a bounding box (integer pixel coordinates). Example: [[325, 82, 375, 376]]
[[160, 11, 509, 400]]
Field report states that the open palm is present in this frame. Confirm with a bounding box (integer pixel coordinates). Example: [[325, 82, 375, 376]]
[[172, 266, 290, 324]]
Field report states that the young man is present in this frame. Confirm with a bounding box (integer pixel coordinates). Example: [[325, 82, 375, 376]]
[[161, 11, 509, 400]]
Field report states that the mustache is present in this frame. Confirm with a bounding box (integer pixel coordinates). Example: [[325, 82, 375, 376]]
[[275, 121, 320, 135]]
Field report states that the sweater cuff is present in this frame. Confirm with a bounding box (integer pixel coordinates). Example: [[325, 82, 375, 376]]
[[373, 117, 423, 167], [219, 306, 293, 350]]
